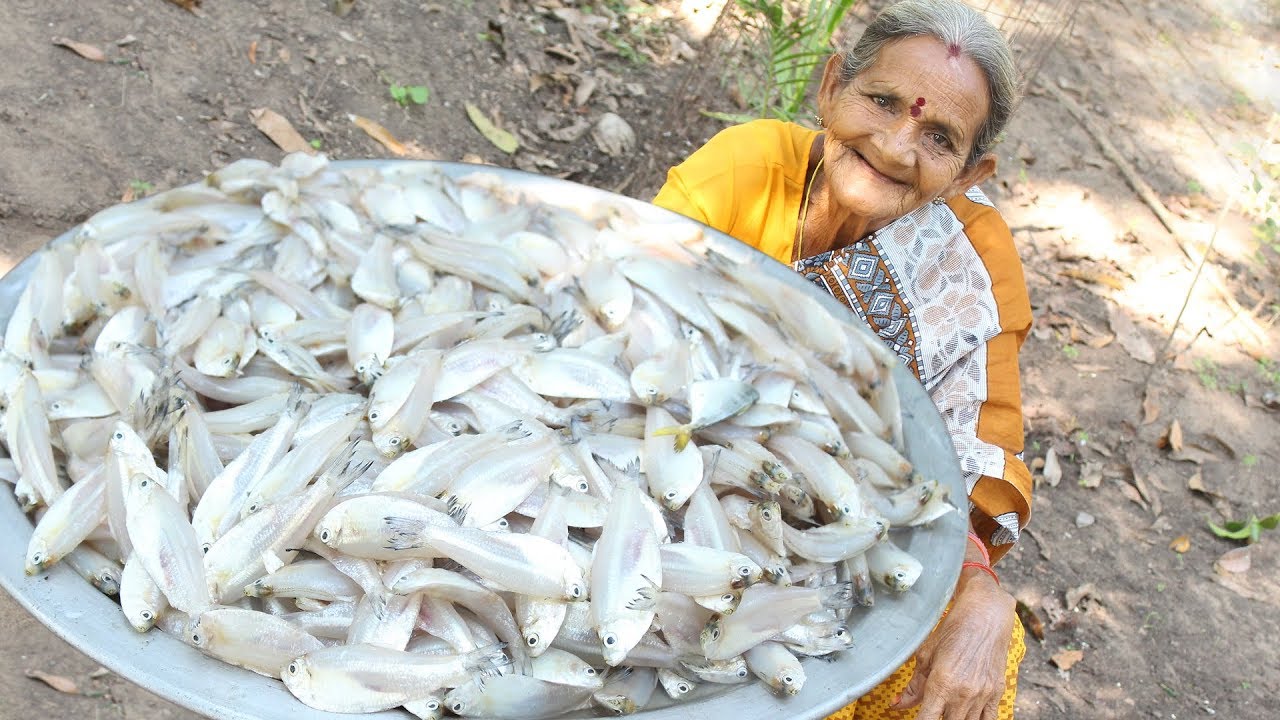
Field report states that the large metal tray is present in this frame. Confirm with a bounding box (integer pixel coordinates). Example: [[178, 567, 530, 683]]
[[0, 160, 966, 720]]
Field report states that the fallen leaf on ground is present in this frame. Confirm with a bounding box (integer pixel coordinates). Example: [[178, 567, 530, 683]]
[[164, 0, 202, 12], [1208, 572, 1280, 607], [249, 108, 314, 154], [1171, 446, 1219, 465], [332, 0, 357, 16], [1107, 304, 1156, 364], [51, 37, 106, 62], [1066, 582, 1097, 610], [1142, 386, 1160, 425], [1118, 482, 1146, 509], [248, 40, 258, 64], [1214, 546, 1251, 575], [88, 667, 111, 679], [1168, 419, 1183, 452], [1060, 267, 1125, 290], [465, 103, 519, 154], [1042, 448, 1062, 487], [1169, 535, 1191, 553], [1186, 470, 1227, 500], [25, 671, 78, 694], [1086, 333, 1115, 349], [1078, 461, 1103, 488], [1051, 648, 1084, 670], [348, 115, 436, 159], [1016, 600, 1046, 641]]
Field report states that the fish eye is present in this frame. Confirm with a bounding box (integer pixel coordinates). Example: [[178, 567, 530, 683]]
[[738, 566, 751, 577], [585, 667, 596, 675], [570, 584, 583, 598], [783, 675, 794, 684], [677, 682, 689, 692], [191, 632, 201, 643], [389, 436, 401, 445], [526, 634, 540, 647], [737, 668, 748, 678], [604, 634, 616, 646], [29, 552, 43, 565], [664, 490, 677, 500], [762, 509, 774, 520], [201, 543, 211, 554], [578, 481, 589, 492], [319, 529, 331, 542], [710, 627, 720, 640], [369, 410, 379, 420], [141, 610, 153, 621], [426, 701, 439, 711], [721, 593, 734, 602], [452, 703, 465, 713], [287, 662, 297, 674], [113, 431, 124, 441]]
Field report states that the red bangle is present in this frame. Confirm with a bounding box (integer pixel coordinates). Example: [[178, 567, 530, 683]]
[[961, 561, 1000, 585], [967, 532, 991, 565]]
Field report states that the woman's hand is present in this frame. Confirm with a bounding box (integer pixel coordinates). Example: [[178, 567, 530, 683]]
[[891, 556, 1017, 719]]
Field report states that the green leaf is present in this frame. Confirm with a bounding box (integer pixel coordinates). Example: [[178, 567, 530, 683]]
[[700, 109, 759, 124], [1259, 513, 1280, 530], [1208, 520, 1255, 540], [389, 84, 407, 105], [408, 86, 429, 105], [464, 103, 518, 154]]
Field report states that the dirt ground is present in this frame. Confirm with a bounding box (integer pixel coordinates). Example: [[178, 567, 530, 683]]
[[1, 0, 1278, 718]]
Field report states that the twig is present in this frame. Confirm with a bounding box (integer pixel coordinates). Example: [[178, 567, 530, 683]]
[[1142, 194, 1235, 392], [1041, 80, 1192, 259]]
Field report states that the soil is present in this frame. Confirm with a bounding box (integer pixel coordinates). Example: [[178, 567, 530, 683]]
[[1, 0, 1279, 718]]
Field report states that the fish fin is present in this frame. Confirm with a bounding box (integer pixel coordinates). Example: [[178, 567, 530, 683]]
[[462, 642, 512, 676], [626, 575, 660, 611], [382, 516, 428, 550], [819, 582, 855, 610], [656, 424, 694, 453], [444, 495, 470, 523]]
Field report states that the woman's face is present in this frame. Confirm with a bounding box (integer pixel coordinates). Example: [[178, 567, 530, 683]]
[[817, 35, 994, 230]]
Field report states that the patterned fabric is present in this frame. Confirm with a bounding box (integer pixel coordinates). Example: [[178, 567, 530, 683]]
[[825, 617, 1027, 720]]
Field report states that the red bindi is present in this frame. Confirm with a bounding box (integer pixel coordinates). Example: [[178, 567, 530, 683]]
[[910, 97, 925, 117], [947, 43, 961, 58]]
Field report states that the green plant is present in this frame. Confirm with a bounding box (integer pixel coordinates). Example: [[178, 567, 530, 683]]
[[726, 0, 857, 123], [1209, 512, 1280, 543], [1193, 357, 1220, 390], [388, 83, 429, 107], [1258, 357, 1280, 387], [1241, 454, 1259, 467], [596, 1, 671, 66], [309, 138, 323, 150], [1062, 344, 1080, 360]]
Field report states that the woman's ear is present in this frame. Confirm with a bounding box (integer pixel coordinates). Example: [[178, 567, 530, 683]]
[[816, 54, 846, 121], [945, 152, 998, 198]]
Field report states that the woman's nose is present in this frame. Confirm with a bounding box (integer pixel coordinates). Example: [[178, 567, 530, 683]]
[[875, 117, 916, 166]]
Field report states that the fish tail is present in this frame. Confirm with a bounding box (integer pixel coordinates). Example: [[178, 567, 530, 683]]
[[819, 581, 855, 610], [462, 642, 512, 676]]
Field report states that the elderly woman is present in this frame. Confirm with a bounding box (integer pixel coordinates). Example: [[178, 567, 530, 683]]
[[653, 1, 1031, 718]]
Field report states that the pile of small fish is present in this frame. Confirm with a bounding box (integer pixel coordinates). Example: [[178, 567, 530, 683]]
[[0, 153, 954, 718]]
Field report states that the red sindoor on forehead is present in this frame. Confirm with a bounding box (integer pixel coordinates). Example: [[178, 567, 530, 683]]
[[910, 97, 925, 117], [947, 43, 961, 57]]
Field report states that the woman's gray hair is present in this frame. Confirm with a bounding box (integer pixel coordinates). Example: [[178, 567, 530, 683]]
[[840, 0, 1022, 166]]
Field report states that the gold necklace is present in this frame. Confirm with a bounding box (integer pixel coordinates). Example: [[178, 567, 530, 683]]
[[796, 155, 824, 262]]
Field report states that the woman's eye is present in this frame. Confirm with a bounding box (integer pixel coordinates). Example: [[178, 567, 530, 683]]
[[871, 95, 889, 108], [929, 133, 951, 148]]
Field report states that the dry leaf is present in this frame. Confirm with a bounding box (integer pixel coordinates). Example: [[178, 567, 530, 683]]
[[348, 115, 436, 159], [1086, 333, 1115, 349], [333, 0, 357, 16], [1142, 386, 1160, 425], [1050, 648, 1084, 671], [165, 0, 202, 12], [1169, 535, 1190, 553], [1168, 419, 1183, 452], [1042, 448, 1062, 488], [1030, 456, 1045, 471], [25, 670, 79, 694], [1060, 268, 1125, 290], [1016, 600, 1046, 641], [1078, 461, 1103, 488], [1107, 304, 1156, 364], [248, 40, 258, 65], [1118, 482, 1146, 509], [1171, 446, 1219, 465], [1214, 546, 1251, 575], [465, 103, 519, 154], [88, 667, 111, 679], [51, 37, 106, 62], [249, 108, 314, 155], [1065, 582, 1097, 610]]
